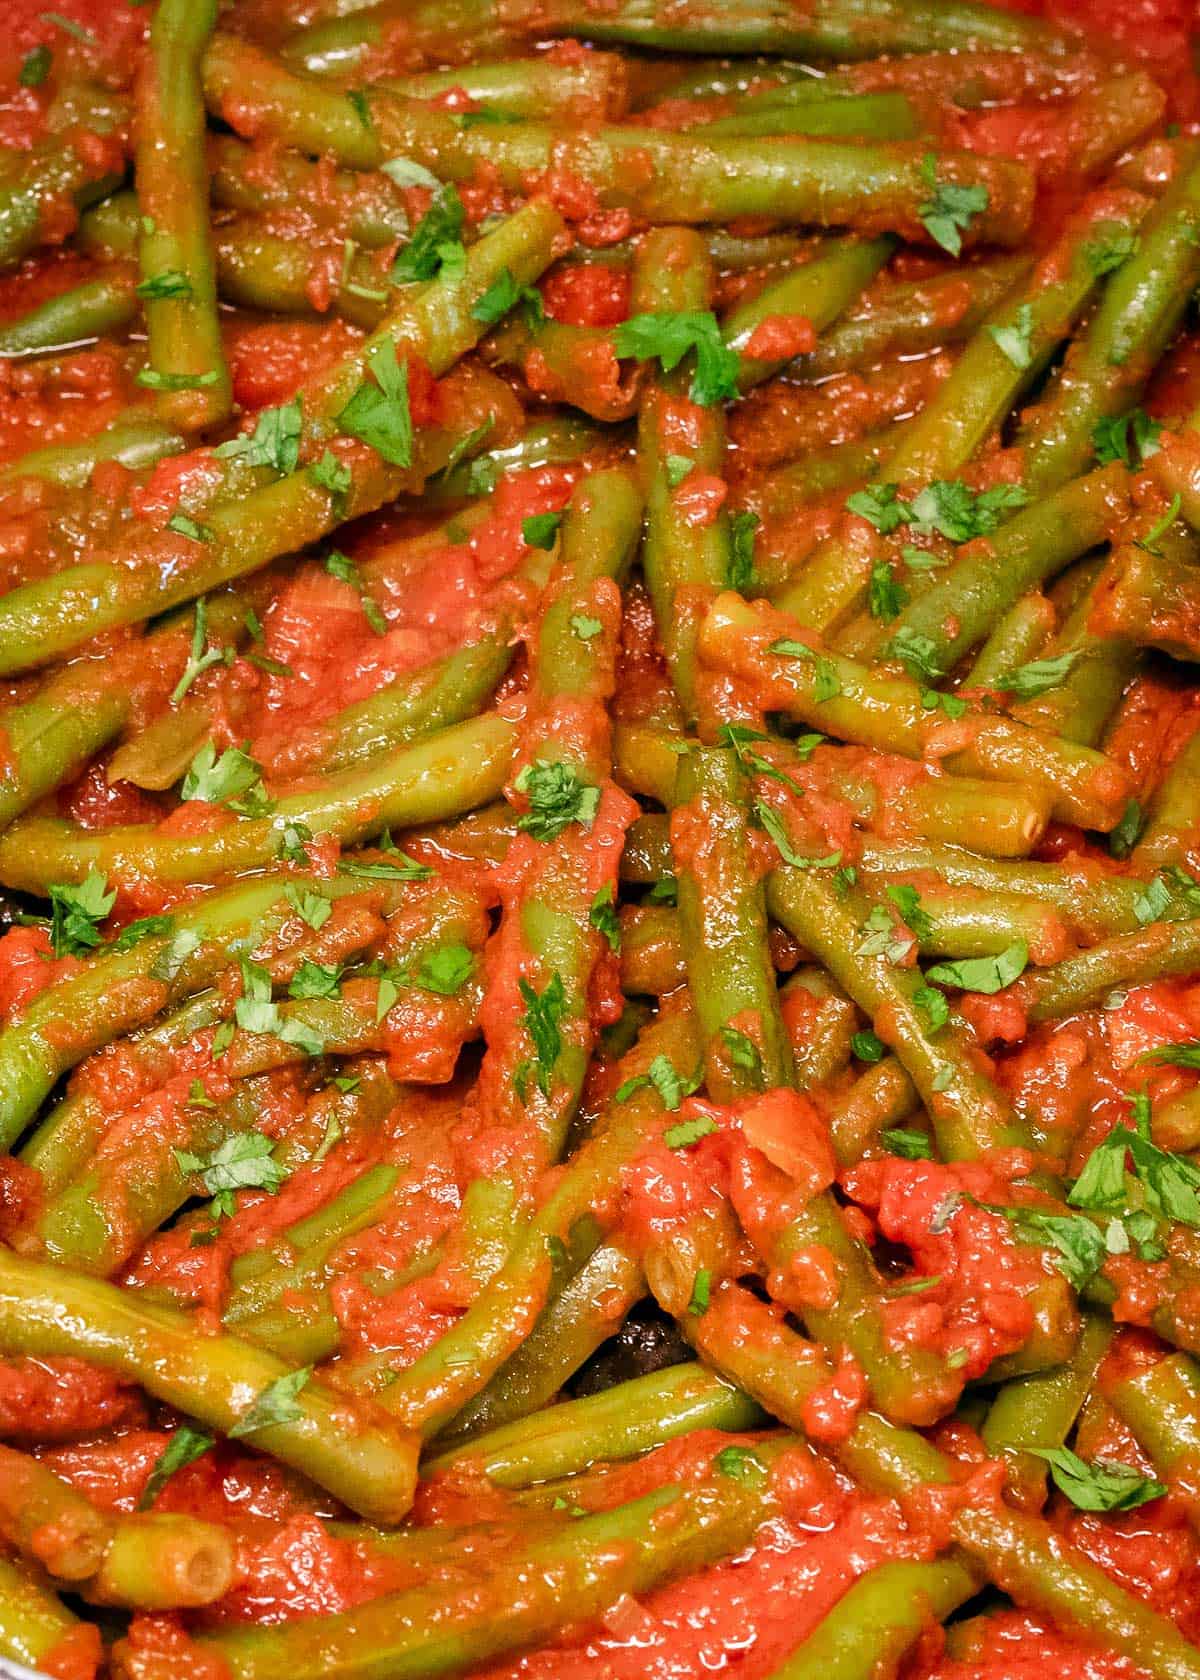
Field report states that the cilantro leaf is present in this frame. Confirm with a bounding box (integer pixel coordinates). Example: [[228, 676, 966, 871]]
[[18, 44, 51, 86], [1084, 229, 1139, 278], [889, 627, 943, 684], [882, 1127, 933, 1160], [1093, 408, 1162, 469], [1108, 799, 1145, 860], [284, 885, 332, 931], [688, 1267, 711, 1315], [409, 943, 474, 995], [522, 511, 561, 550], [713, 1445, 766, 1485], [287, 961, 343, 1000], [137, 270, 192, 301], [907, 479, 1027, 544], [727, 510, 758, 592], [112, 914, 174, 952], [846, 482, 909, 534], [571, 613, 602, 641], [851, 1029, 885, 1063]]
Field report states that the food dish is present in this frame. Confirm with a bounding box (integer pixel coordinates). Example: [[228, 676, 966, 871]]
[[2, 0, 1200, 1675]]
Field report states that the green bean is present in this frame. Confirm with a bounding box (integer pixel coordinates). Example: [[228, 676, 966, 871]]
[[193, 1437, 793, 1680], [283, 0, 1072, 76], [671, 1280, 1200, 1680], [341, 1009, 700, 1437], [436, 1242, 645, 1443], [1011, 567, 1138, 749], [0, 412, 185, 489], [1136, 728, 1200, 871], [766, 1557, 981, 1680], [701, 90, 919, 141], [723, 235, 894, 391], [879, 464, 1129, 680], [768, 865, 1031, 1161], [966, 590, 1056, 687], [0, 1248, 420, 1526], [134, 0, 230, 428], [203, 36, 1032, 243], [213, 216, 392, 328], [86, 1512, 235, 1611], [421, 414, 610, 509], [208, 139, 410, 245], [0, 266, 137, 355], [0, 201, 565, 676], [828, 1055, 920, 1166], [635, 228, 728, 726], [1090, 519, 1200, 663], [782, 967, 858, 1090], [673, 746, 794, 1095], [481, 316, 642, 422], [0, 92, 127, 270], [1109, 1352, 1200, 1522], [0, 1554, 82, 1672], [0, 712, 516, 892], [0, 1441, 113, 1580], [379, 54, 629, 121], [981, 1313, 1111, 1510], [701, 593, 1131, 830], [427, 1363, 761, 1487], [0, 868, 406, 1150], [1015, 917, 1200, 1025], [793, 255, 1030, 384], [1017, 147, 1200, 496], [741, 425, 911, 531]]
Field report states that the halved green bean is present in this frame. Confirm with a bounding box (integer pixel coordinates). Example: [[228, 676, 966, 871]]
[[0, 1248, 419, 1526]]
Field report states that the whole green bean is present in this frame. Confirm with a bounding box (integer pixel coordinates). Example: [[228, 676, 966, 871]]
[[0, 267, 137, 355], [0, 1247, 420, 1527], [0, 412, 185, 488]]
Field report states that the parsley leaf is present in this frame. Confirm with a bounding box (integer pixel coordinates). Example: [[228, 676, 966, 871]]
[[181, 741, 270, 815], [522, 511, 561, 549], [851, 1029, 885, 1063], [18, 44, 51, 86], [324, 550, 387, 634], [287, 961, 343, 1000], [994, 652, 1078, 700], [889, 627, 943, 684], [514, 760, 600, 841], [714, 1445, 766, 1485], [1108, 799, 1145, 861], [1031, 1447, 1165, 1513], [380, 157, 440, 189], [665, 454, 694, 488], [885, 883, 934, 942], [925, 943, 1028, 993], [166, 513, 213, 543], [988, 302, 1034, 370], [136, 269, 192, 301], [112, 914, 174, 952], [472, 268, 545, 330], [589, 883, 621, 953], [907, 479, 1028, 544], [846, 482, 909, 534], [48, 868, 116, 957], [613, 310, 741, 407], [336, 338, 413, 467], [688, 1268, 711, 1315], [517, 971, 565, 1100], [1093, 408, 1162, 469], [571, 613, 602, 641], [1084, 229, 1139, 278], [409, 943, 474, 994], [727, 510, 758, 591], [755, 801, 839, 872], [175, 1130, 286, 1219], [215, 398, 302, 475], [918, 152, 989, 256], [284, 884, 332, 931], [389, 186, 465, 284], [616, 1053, 702, 1110], [721, 1024, 764, 1087], [882, 1127, 933, 1160], [768, 638, 841, 701], [664, 1113, 717, 1149], [868, 560, 908, 622], [228, 1367, 313, 1438], [171, 598, 230, 705], [138, 1426, 213, 1510]]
